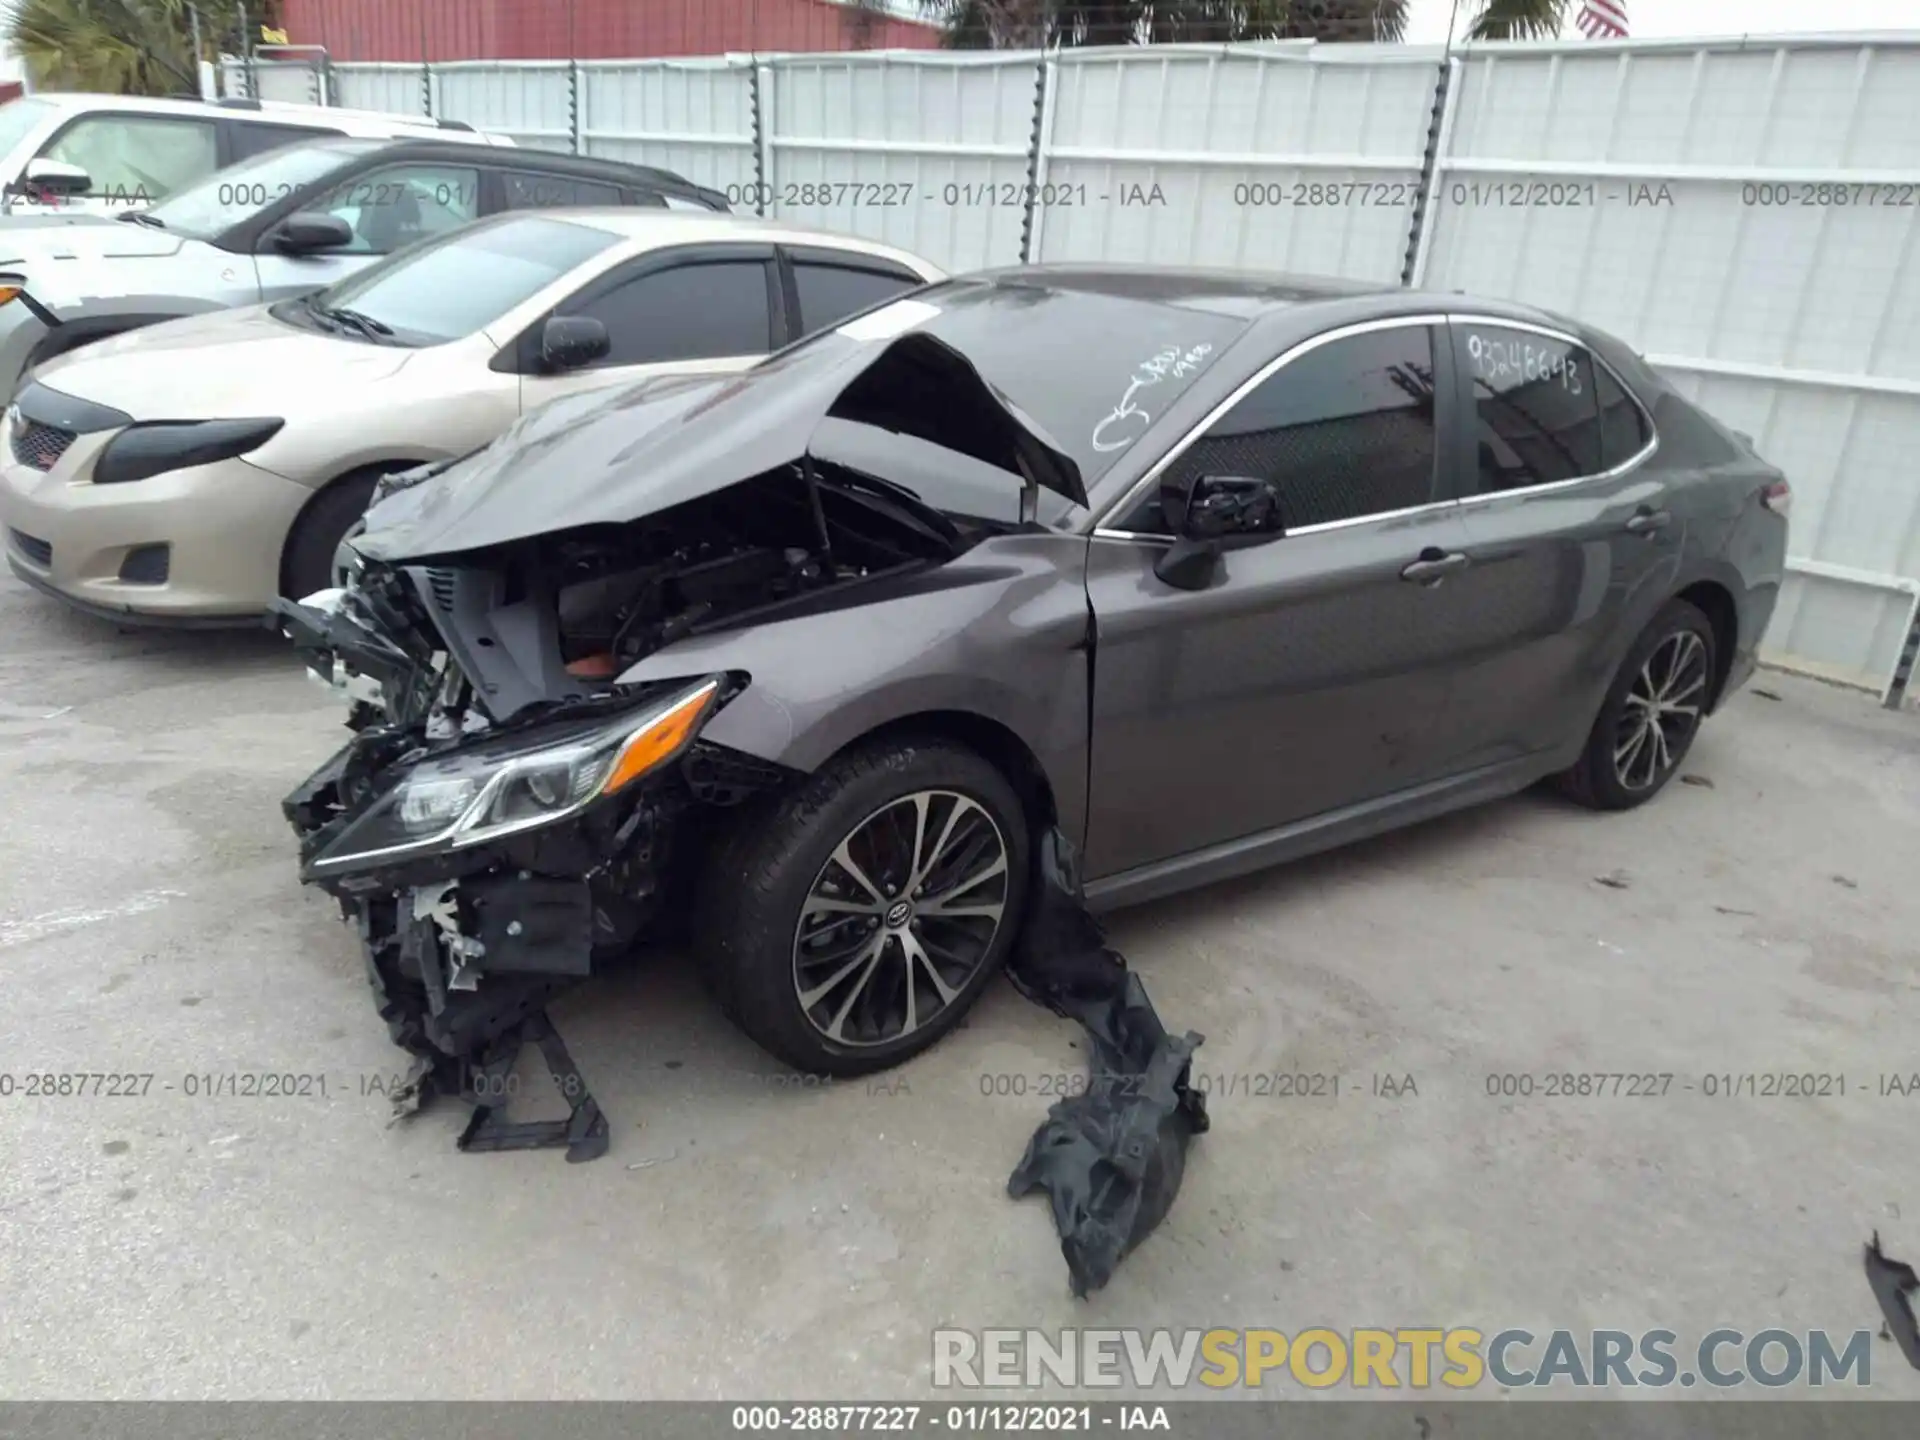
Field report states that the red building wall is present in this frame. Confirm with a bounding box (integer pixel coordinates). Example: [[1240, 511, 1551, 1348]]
[[286, 0, 943, 63]]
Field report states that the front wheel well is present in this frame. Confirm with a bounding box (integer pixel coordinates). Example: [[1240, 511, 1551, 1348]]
[[1674, 579, 1738, 709], [832, 711, 1058, 837], [277, 459, 424, 596]]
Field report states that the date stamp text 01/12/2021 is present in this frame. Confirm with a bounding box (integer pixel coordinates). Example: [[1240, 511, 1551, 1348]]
[[719, 181, 1420, 210], [5, 1069, 1920, 1102]]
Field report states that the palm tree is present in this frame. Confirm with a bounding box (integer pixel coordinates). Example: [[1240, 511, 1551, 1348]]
[[923, 0, 1581, 46], [2, 0, 271, 95], [1458, 0, 1573, 39], [924, 0, 1412, 48]]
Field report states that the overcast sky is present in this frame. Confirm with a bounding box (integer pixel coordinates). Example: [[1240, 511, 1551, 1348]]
[[1405, 0, 1920, 43]]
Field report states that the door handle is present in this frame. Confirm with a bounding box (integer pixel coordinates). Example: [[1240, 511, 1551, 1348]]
[[1400, 549, 1471, 585], [1625, 507, 1672, 536]]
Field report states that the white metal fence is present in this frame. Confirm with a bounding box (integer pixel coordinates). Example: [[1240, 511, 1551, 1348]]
[[1418, 36, 1920, 700], [224, 34, 1920, 702]]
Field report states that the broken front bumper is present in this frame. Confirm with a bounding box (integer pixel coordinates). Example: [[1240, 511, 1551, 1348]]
[[275, 591, 772, 1161], [283, 733, 673, 1163]]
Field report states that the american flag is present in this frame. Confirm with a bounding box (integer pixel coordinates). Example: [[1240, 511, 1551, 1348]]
[[1577, 0, 1629, 37]]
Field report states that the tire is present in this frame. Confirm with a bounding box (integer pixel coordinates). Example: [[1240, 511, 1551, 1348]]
[[282, 471, 382, 601], [695, 736, 1031, 1077], [1555, 598, 1717, 811]]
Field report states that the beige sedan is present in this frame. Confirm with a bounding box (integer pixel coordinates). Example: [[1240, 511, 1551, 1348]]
[[0, 210, 942, 624]]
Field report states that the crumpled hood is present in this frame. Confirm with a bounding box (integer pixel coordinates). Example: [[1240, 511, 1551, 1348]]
[[0, 216, 185, 265], [353, 329, 1088, 564], [35, 303, 412, 419]]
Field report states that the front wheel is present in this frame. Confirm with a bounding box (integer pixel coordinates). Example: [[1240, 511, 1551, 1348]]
[[1556, 598, 1717, 810], [696, 737, 1030, 1076]]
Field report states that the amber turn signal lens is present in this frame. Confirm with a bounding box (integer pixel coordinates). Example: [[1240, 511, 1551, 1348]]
[[0, 285, 22, 307], [599, 680, 721, 796]]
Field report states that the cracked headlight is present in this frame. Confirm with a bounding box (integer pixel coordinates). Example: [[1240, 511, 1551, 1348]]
[[309, 677, 721, 874]]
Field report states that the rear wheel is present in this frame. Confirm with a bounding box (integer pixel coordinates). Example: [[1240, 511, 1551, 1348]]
[[282, 470, 382, 601], [1556, 598, 1716, 810], [697, 737, 1030, 1076]]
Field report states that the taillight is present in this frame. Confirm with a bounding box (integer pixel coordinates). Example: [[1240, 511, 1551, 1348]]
[[1761, 479, 1791, 516]]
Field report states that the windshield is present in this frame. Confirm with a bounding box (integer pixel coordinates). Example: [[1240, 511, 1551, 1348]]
[[0, 98, 53, 163], [144, 139, 377, 237], [302, 214, 620, 345], [772, 279, 1251, 489]]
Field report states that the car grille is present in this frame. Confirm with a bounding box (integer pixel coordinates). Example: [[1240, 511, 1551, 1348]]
[[12, 418, 76, 472], [8, 527, 51, 567]]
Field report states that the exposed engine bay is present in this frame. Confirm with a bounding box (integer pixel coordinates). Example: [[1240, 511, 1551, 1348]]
[[276, 455, 996, 1160]]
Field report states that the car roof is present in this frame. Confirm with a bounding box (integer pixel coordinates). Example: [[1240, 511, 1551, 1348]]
[[536, 208, 940, 269], [967, 263, 1396, 318], [962, 261, 1581, 334], [21, 91, 504, 139], [258, 136, 715, 199]]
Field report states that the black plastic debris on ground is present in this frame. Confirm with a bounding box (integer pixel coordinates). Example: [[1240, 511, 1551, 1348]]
[[1005, 828, 1209, 1297], [347, 881, 611, 1165], [1865, 1232, 1920, 1369]]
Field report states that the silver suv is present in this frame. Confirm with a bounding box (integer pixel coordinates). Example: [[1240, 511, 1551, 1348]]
[[0, 92, 511, 218], [0, 136, 727, 399]]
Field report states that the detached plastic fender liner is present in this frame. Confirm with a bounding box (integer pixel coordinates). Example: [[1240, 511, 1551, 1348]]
[[1004, 828, 1209, 1298], [1866, 1232, 1920, 1370]]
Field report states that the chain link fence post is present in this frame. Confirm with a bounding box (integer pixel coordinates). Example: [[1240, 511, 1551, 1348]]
[[419, 0, 433, 117], [1020, 53, 1058, 266], [751, 58, 773, 219], [1400, 56, 1455, 288]]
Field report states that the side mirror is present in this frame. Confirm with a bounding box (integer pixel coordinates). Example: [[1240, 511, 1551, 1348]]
[[17, 157, 91, 197], [268, 211, 354, 254], [1153, 473, 1284, 591], [541, 314, 610, 372]]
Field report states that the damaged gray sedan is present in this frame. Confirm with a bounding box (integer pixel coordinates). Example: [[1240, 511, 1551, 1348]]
[[276, 267, 1788, 1164]]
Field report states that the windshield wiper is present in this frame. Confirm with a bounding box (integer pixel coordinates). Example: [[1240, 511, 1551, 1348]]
[[117, 210, 166, 228], [309, 302, 394, 342]]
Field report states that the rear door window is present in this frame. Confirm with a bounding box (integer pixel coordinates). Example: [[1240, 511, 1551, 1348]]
[[1455, 323, 1604, 493], [792, 260, 922, 335]]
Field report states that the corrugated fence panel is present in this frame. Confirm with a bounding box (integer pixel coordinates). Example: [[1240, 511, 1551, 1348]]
[[332, 63, 429, 116], [1418, 36, 1920, 691], [250, 59, 325, 105], [233, 34, 1920, 696], [1034, 44, 1437, 282], [578, 58, 758, 199], [432, 61, 575, 151], [763, 52, 1040, 273]]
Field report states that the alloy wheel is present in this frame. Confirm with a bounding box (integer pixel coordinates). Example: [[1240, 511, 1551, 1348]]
[[1613, 629, 1708, 792], [791, 789, 1010, 1048]]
